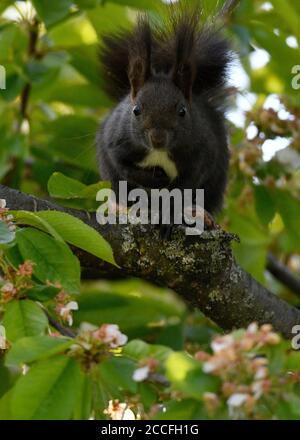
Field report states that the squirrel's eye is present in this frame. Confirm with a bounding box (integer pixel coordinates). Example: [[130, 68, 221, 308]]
[[178, 105, 187, 117], [133, 105, 142, 116]]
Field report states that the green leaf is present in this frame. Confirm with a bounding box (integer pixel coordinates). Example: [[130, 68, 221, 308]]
[[73, 373, 93, 420], [99, 357, 137, 395], [0, 390, 13, 420], [48, 172, 86, 199], [272, 190, 300, 242], [11, 356, 80, 420], [3, 300, 48, 342], [13, 211, 64, 242], [47, 172, 109, 200], [254, 185, 276, 225], [32, 0, 73, 27], [33, 211, 116, 266], [0, 1, 14, 14], [285, 351, 300, 372], [124, 339, 172, 363], [164, 352, 219, 400], [0, 358, 21, 398], [76, 0, 98, 9], [6, 336, 73, 366], [123, 339, 150, 360], [16, 228, 81, 294], [26, 285, 61, 302]]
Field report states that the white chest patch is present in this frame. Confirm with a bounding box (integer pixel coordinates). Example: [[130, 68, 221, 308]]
[[138, 149, 178, 180]]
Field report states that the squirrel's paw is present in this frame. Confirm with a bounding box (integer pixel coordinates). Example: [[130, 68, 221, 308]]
[[185, 206, 219, 231]]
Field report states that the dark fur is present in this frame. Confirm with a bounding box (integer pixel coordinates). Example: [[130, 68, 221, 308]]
[[97, 8, 232, 218]]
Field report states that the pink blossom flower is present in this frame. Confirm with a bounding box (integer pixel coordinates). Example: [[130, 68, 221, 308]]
[[93, 324, 128, 348], [211, 335, 234, 353]]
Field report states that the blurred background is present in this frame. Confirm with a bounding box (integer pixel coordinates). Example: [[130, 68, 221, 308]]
[[1, 0, 300, 345]]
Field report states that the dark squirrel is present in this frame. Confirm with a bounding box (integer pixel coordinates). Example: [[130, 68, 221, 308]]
[[96, 9, 232, 235]]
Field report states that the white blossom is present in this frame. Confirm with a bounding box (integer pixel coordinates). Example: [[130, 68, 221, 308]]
[[1, 282, 15, 293], [0, 325, 7, 350], [59, 301, 79, 326], [227, 393, 248, 408], [255, 367, 268, 380], [211, 335, 234, 353], [203, 360, 220, 373], [104, 400, 135, 420], [247, 323, 258, 334], [8, 223, 16, 232], [133, 366, 150, 382], [252, 381, 264, 399]]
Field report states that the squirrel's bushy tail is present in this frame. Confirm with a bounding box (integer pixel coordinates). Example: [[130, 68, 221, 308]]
[[99, 3, 233, 101]]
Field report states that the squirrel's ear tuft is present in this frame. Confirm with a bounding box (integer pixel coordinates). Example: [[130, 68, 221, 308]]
[[128, 16, 152, 99], [171, 11, 198, 101], [100, 31, 132, 100], [99, 16, 151, 100], [193, 30, 233, 96]]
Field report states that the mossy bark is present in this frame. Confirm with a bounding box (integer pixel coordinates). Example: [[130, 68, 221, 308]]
[[1, 184, 299, 339]]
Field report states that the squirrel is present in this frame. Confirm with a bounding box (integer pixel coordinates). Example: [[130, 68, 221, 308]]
[[96, 6, 233, 238]]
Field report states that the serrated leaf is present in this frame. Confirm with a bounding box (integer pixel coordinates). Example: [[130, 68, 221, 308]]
[[47, 172, 110, 200], [3, 300, 48, 342], [16, 228, 81, 294], [73, 373, 93, 420], [33, 211, 116, 266], [48, 172, 86, 199], [11, 356, 80, 420], [99, 357, 137, 395], [26, 285, 61, 302], [6, 336, 73, 366]]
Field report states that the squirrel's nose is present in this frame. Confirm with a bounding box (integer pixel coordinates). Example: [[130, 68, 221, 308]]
[[148, 129, 168, 149]]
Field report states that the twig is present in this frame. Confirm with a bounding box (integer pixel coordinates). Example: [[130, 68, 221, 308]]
[[44, 309, 76, 338], [267, 253, 300, 297], [19, 18, 39, 121]]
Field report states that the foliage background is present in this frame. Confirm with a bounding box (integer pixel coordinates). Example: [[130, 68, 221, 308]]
[[0, 0, 300, 420]]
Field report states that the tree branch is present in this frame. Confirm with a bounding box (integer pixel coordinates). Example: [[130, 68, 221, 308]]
[[267, 253, 300, 297], [1, 183, 300, 339]]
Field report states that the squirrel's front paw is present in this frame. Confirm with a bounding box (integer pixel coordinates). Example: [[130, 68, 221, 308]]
[[185, 206, 218, 231], [202, 210, 218, 231]]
